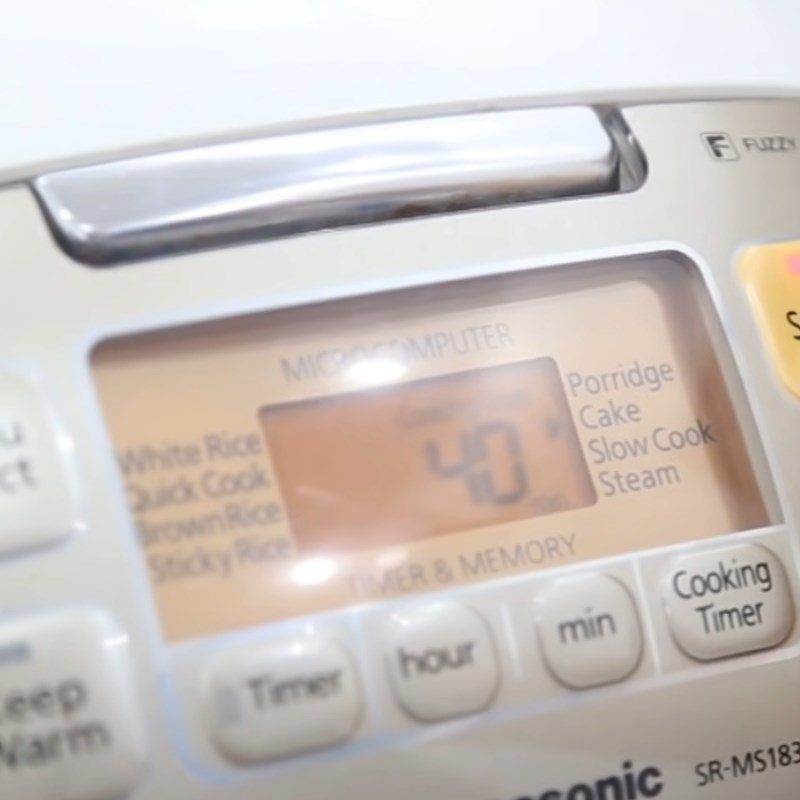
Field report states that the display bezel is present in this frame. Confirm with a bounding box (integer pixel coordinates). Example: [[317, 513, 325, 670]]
[[90, 251, 780, 643]]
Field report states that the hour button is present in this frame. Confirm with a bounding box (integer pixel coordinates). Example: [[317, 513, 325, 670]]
[[382, 602, 499, 722]]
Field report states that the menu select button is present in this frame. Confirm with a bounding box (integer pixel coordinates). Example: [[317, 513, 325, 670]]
[[0, 372, 77, 555], [661, 543, 793, 661]]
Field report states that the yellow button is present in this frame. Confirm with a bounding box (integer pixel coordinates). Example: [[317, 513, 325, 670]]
[[740, 241, 800, 398]]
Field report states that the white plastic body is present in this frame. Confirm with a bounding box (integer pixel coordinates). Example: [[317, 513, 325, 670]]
[[2, 99, 800, 799], [3, 2, 800, 181]]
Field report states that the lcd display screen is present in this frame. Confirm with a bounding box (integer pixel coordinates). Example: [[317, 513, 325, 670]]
[[261, 358, 596, 553]]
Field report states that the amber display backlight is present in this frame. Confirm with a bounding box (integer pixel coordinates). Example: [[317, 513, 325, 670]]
[[92, 256, 771, 641], [261, 357, 596, 554]]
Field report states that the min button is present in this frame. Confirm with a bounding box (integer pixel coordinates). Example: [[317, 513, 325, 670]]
[[534, 573, 642, 689], [382, 602, 499, 722], [661, 543, 793, 660]]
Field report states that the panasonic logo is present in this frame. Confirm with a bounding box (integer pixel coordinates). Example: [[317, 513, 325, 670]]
[[506, 761, 664, 800]]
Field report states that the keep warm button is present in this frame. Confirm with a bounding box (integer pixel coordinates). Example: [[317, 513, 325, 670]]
[[0, 610, 145, 800], [661, 543, 794, 661], [383, 602, 499, 722]]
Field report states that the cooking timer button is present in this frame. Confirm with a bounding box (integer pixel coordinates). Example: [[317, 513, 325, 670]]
[[661, 543, 793, 660]]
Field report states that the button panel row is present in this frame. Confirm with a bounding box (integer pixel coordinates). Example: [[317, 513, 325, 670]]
[[201, 541, 795, 766], [0, 541, 794, 798]]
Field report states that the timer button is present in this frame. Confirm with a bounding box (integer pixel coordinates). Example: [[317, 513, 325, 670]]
[[534, 573, 643, 689], [0, 371, 77, 555], [203, 636, 361, 764], [661, 543, 793, 661], [382, 602, 499, 722]]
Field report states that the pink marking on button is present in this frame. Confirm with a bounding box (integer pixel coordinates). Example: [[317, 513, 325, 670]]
[[787, 253, 800, 276]]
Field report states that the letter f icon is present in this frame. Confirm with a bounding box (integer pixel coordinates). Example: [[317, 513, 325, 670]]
[[702, 133, 739, 161]]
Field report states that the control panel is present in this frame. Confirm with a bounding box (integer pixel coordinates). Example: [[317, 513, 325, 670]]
[[1, 99, 800, 799]]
